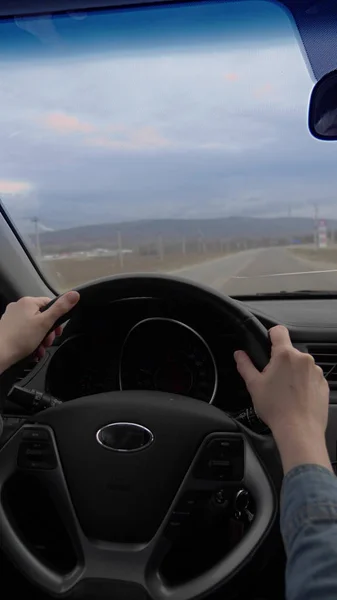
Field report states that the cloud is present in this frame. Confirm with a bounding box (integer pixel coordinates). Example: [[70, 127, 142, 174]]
[[8, 131, 21, 139], [131, 126, 170, 148], [87, 126, 170, 151], [224, 72, 239, 82], [40, 111, 169, 150], [254, 83, 273, 98], [42, 112, 95, 134], [0, 0, 335, 231], [0, 179, 32, 193]]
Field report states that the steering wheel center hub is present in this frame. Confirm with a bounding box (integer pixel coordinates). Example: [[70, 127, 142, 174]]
[[31, 390, 238, 543]]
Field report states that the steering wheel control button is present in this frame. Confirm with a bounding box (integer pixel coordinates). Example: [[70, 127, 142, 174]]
[[165, 510, 193, 540], [170, 510, 190, 524], [17, 429, 57, 469], [176, 491, 202, 512], [164, 491, 206, 540], [194, 436, 244, 482], [164, 520, 182, 541], [22, 428, 50, 441], [18, 442, 57, 470], [96, 422, 154, 452], [207, 439, 230, 457]]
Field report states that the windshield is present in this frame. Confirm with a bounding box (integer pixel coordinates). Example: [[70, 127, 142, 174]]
[[1, 0, 337, 295]]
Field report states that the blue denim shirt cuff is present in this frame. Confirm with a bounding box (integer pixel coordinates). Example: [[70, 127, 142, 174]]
[[280, 464, 337, 551]]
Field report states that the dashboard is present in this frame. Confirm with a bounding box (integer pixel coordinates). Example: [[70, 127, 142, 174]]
[[43, 297, 250, 411]]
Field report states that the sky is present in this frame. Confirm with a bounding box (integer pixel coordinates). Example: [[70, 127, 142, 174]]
[[0, 0, 337, 233]]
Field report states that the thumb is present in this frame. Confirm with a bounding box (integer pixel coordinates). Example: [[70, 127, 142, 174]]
[[41, 291, 80, 327], [234, 350, 260, 390]]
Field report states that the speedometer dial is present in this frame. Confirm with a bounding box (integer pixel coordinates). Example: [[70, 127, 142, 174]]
[[119, 318, 217, 403]]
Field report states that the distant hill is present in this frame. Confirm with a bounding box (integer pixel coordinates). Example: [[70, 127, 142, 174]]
[[37, 216, 336, 253]]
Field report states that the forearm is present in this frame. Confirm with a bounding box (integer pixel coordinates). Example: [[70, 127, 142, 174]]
[[281, 464, 337, 600]]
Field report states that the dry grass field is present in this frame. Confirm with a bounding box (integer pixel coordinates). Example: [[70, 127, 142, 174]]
[[290, 247, 337, 266], [42, 250, 229, 290]]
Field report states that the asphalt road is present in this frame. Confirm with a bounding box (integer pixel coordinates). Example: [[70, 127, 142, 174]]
[[172, 247, 337, 295]]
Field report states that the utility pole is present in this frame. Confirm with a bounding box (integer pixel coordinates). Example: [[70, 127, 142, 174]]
[[117, 230, 124, 270], [198, 229, 206, 254], [287, 206, 292, 246], [157, 234, 164, 261], [181, 236, 186, 256], [32, 217, 41, 260], [313, 204, 319, 248]]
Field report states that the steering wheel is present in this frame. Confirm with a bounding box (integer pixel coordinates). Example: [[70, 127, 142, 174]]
[[0, 275, 282, 600]]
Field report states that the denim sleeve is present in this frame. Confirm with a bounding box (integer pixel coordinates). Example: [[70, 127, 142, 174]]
[[280, 464, 337, 600]]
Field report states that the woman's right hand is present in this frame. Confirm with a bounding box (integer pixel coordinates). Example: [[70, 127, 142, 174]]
[[234, 325, 331, 474]]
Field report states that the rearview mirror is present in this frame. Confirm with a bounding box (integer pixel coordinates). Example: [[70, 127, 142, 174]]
[[309, 70, 337, 140]]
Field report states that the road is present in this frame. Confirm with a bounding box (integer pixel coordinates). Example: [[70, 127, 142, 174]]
[[172, 247, 337, 295]]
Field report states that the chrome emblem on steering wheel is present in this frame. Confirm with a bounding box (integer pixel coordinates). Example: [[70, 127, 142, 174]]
[[96, 422, 154, 452]]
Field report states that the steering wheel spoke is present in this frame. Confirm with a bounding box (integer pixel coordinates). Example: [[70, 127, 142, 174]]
[[0, 421, 165, 595], [0, 424, 86, 594], [0, 420, 205, 597], [146, 431, 277, 600]]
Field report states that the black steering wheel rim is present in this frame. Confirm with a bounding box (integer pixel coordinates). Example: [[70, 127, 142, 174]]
[[0, 274, 279, 600], [49, 273, 271, 372]]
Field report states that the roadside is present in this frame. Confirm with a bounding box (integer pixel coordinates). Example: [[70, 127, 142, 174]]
[[290, 246, 337, 268], [42, 249, 236, 290]]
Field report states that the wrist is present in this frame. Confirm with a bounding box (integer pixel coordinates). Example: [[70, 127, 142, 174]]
[[272, 421, 332, 475], [0, 356, 11, 375], [0, 345, 16, 375]]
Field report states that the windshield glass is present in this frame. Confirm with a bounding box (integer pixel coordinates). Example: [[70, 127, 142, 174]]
[[1, 0, 336, 295]]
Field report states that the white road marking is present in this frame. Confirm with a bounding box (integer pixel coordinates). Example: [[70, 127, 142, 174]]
[[233, 268, 337, 279], [171, 249, 263, 289]]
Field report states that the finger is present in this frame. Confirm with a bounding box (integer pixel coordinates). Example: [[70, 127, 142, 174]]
[[41, 331, 56, 349], [16, 296, 52, 313], [234, 350, 260, 389], [54, 325, 63, 337], [40, 291, 80, 327], [269, 325, 292, 351], [31, 297, 53, 310], [35, 345, 46, 359], [315, 364, 325, 378]]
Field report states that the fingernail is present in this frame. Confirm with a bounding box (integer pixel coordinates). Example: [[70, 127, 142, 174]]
[[234, 351, 240, 361], [65, 291, 80, 305]]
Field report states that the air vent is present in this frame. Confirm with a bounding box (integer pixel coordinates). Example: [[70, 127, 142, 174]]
[[308, 345, 337, 387]]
